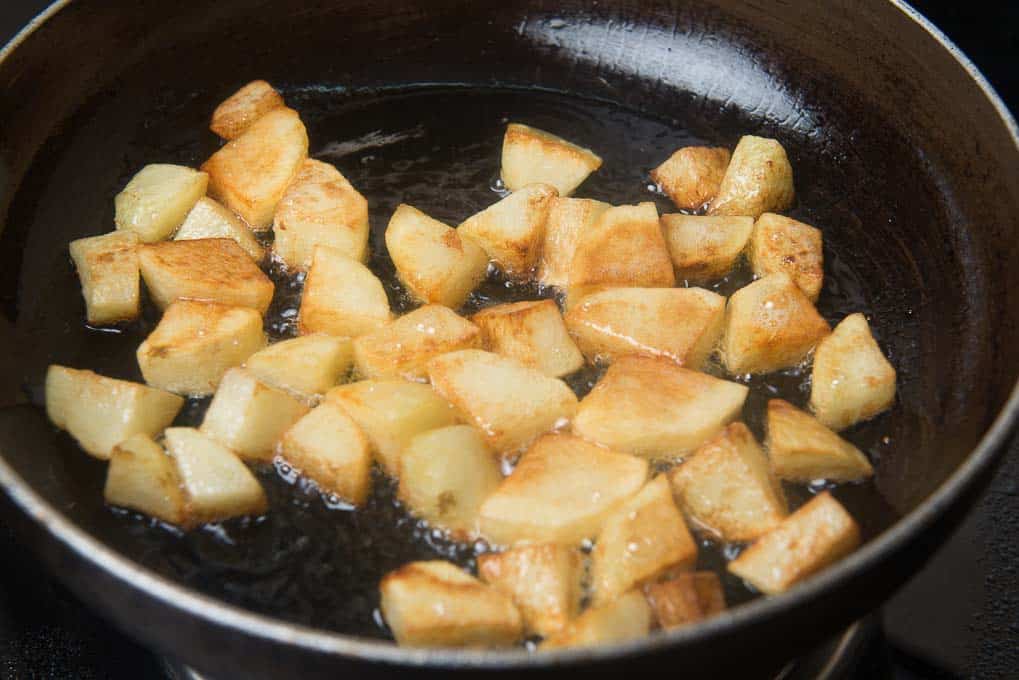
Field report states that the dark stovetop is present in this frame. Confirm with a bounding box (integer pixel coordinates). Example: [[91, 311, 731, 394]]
[[1, 1, 1017, 678]]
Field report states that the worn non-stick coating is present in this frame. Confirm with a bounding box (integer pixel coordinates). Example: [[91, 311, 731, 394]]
[[1, 1, 1017, 678]]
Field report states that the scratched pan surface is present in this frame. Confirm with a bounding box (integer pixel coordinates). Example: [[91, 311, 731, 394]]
[[1, 1, 1018, 678]]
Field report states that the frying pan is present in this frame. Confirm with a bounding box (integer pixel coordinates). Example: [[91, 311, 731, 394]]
[[1, 0, 1018, 677]]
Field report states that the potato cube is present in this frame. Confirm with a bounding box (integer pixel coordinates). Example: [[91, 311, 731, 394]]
[[573, 356, 748, 460], [163, 427, 268, 524], [567, 202, 675, 306], [479, 433, 648, 546], [459, 183, 558, 278], [478, 543, 583, 637], [644, 572, 726, 630], [114, 164, 209, 243], [749, 213, 823, 301], [353, 305, 481, 381], [202, 107, 309, 229], [210, 79, 286, 140], [709, 136, 795, 218], [537, 197, 610, 289], [427, 350, 578, 456], [278, 401, 372, 505], [473, 299, 584, 378], [104, 434, 187, 526], [69, 231, 140, 325], [45, 365, 184, 460], [175, 197, 264, 261], [543, 590, 652, 650], [380, 560, 523, 648], [591, 476, 698, 605], [727, 491, 861, 594], [721, 272, 830, 374], [137, 301, 266, 396], [325, 380, 459, 476], [564, 287, 725, 369], [500, 123, 602, 197], [767, 399, 873, 482], [244, 334, 353, 400], [651, 146, 731, 210], [384, 204, 489, 308], [810, 313, 896, 431], [199, 368, 309, 462], [669, 422, 788, 542], [138, 238, 274, 313], [661, 214, 754, 283], [298, 245, 392, 338], [398, 425, 503, 538]]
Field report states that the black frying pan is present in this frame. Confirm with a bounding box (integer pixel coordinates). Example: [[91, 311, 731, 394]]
[[1, 1, 1018, 678]]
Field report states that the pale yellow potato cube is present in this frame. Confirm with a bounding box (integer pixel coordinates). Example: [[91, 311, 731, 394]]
[[537, 197, 610, 289], [244, 335, 353, 400], [543, 590, 652, 650], [479, 433, 648, 546], [325, 380, 459, 476], [728, 491, 861, 594], [473, 299, 584, 378], [298, 245, 392, 338], [104, 434, 187, 526], [459, 183, 558, 278], [114, 164, 209, 243], [398, 425, 502, 538], [721, 272, 831, 374], [709, 136, 795, 218], [353, 305, 481, 381], [669, 422, 788, 542], [380, 560, 523, 648], [564, 287, 725, 369], [644, 572, 726, 630], [591, 476, 698, 605], [810, 313, 896, 431], [573, 356, 748, 460], [175, 197, 264, 261], [651, 146, 731, 210], [767, 399, 873, 482], [45, 365, 184, 460], [69, 231, 140, 325], [661, 214, 754, 283], [478, 543, 583, 638], [202, 107, 309, 229], [427, 350, 578, 456], [384, 204, 489, 308], [749, 213, 823, 301], [278, 401, 372, 505], [137, 301, 266, 396], [500, 123, 602, 196], [210, 79, 286, 140]]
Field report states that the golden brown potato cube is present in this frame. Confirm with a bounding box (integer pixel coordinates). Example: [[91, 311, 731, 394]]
[[138, 238, 274, 313], [136, 301, 266, 396], [69, 231, 140, 325], [500, 123, 602, 197], [767, 399, 873, 482], [661, 214, 754, 283], [459, 183, 558, 278], [244, 334, 353, 400], [651, 146, 731, 210], [573, 356, 748, 460], [278, 401, 372, 505], [644, 572, 726, 630], [45, 365, 184, 460], [398, 425, 502, 538], [591, 476, 698, 605], [210, 79, 286, 140], [325, 380, 459, 476], [114, 164, 209, 243], [427, 350, 578, 456], [298, 245, 392, 338], [473, 299, 584, 378], [380, 560, 523, 648], [202, 107, 308, 229], [478, 543, 583, 638], [104, 434, 188, 526], [721, 272, 831, 375], [175, 197, 264, 261], [543, 590, 652, 650], [728, 491, 861, 594], [749, 213, 823, 301], [564, 287, 725, 369], [567, 202, 675, 306], [709, 136, 795, 218], [353, 305, 481, 381], [385, 204, 489, 309], [810, 313, 896, 431], [479, 433, 648, 546], [669, 422, 788, 542], [537, 197, 611, 289]]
